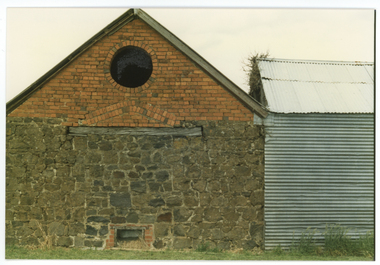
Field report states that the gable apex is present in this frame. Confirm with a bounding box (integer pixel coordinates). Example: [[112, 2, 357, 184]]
[[7, 8, 267, 118]]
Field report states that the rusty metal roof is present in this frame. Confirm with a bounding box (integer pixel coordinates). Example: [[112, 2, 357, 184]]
[[258, 58, 374, 113]]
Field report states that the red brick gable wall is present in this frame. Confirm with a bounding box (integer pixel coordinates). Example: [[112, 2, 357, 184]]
[[8, 18, 254, 127]]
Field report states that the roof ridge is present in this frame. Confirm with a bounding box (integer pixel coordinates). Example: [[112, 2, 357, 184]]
[[261, 77, 372, 85], [258, 58, 374, 66]]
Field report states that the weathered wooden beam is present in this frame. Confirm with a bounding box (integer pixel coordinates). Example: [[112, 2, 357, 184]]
[[69, 127, 202, 137]]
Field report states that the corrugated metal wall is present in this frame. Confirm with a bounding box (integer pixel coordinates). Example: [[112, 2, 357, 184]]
[[263, 113, 374, 250]]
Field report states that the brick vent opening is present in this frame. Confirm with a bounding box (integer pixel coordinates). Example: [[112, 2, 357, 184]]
[[106, 224, 154, 249]]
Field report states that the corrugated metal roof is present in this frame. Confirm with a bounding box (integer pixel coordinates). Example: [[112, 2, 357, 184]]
[[258, 58, 374, 113]]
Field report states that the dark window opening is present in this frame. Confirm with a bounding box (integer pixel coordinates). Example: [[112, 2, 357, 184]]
[[110, 46, 153, 88], [116, 228, 146, 248]]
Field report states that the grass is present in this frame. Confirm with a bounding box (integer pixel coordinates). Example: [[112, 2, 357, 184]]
[[284, 224, 374, 259], [5, 224, 374, 261], [5, 244, 372, 261]]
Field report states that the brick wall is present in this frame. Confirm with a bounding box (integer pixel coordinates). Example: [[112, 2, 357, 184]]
[[8, 18, 253, 127]]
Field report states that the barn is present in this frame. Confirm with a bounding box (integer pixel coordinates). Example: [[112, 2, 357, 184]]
[[252, 58, 374, 250], [6, 9, 268, 250]]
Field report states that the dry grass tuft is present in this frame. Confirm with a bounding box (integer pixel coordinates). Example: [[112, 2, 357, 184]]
[[24, 220, 56, 250], [118, 238, 149, 250]]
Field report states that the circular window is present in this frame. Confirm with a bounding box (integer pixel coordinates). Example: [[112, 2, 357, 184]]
[[110, 46, 153, 88]]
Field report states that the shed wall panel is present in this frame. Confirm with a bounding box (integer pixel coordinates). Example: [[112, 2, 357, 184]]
[[264, 113, 374, 250]]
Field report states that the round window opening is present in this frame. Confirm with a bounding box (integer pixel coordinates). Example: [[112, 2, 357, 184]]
[[110, 46, 153, 88]]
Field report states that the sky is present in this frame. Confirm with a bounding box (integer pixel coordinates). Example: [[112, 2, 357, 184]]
[[3, 1, 377, 102]]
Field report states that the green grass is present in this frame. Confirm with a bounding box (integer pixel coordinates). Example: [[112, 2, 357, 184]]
[[5, 245, 373, 261], [5, 225, 374, 261], [286, 224, 374, 258]]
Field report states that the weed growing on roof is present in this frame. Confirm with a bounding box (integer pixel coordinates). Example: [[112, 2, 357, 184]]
[[245, 52, 270, 102]]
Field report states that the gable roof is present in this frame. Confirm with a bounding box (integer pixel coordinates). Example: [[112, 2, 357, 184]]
[[6, 8, 267, 118], [258, 58, 374, 114]]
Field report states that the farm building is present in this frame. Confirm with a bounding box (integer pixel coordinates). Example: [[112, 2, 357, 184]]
[[6, 8, 268, 250], [252, 58, 374, 250]]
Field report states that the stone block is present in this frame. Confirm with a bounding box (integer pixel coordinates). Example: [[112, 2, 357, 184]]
[[57, 236, 73, 247], [157, 212, 172, 222], [242, 240, 258, 250], [128, 171, 139, 179], [184, 195, 199, 207], [174, 208, 192, 222], [242, 207, 257, 221], [6, 237, 19, 245], [110, 193, 131, 208], [173, 238, 192, 249], [139, 215, 155, 223], [68, 192, 86, 207], [217, 241, 231, 250], [211, 228, 224, 240], [69, 222, 85, 236], [250, 222, 263, 239], [173, 225, 186, 236], [203, 207, 222, 222], [48, 222, 66, 236], [111, 216, 126, 223], [99, 226, 108, 236], [155, 223, 169, 238], [192, 180, 206, 192], [74, 236, 84, 247], [131, 181, 147, 193], [126, 212, 139, 223], [99, 140, 112, 151], [87, 216, 110, 223], [148, 198, 165, 207], [98, 208, 115, 215], [20, 196, 33, 205], [88, 165, 104, 179], [20, 236, 39, 246], [153, 239, 165, 249], [166, 196, 182, 207], [187, 227, 201, 239], [250, 190, 264, 206], [148, 182, 161, 192], [173, 179, 190, 191], [155, 171, 169, 182], [85, 225, 98, 236]]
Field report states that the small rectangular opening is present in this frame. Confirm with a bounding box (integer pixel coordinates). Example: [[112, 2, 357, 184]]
[[107, 224, 154, 249], [117, 229, 142, 243], [115, 228, 147, 249]]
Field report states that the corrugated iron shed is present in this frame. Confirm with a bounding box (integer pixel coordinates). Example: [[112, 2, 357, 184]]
[[258, 59, 374, 113]]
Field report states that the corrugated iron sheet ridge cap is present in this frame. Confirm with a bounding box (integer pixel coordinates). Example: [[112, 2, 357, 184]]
[[257, 58, 374, 66]]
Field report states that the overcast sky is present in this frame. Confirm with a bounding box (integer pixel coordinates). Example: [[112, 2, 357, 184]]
[[3, 2, 376, 102]]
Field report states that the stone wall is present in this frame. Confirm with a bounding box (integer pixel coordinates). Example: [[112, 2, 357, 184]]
[[6, 117, 265, 250]]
